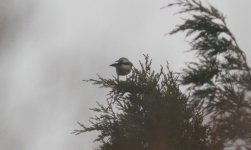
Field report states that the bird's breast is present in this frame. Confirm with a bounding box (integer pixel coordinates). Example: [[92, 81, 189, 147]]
[[116, 64, 132, 75]]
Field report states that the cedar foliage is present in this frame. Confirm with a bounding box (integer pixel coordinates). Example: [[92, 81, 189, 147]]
[[169, 0, 251, 149], [73, 55, 212, 150], [75, 0, 251, 149]]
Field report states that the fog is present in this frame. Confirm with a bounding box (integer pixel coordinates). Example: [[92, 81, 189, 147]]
[[0, 0, 250, 149]]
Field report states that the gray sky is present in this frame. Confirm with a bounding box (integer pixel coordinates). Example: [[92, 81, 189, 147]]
[[0, 0, 251, 149]]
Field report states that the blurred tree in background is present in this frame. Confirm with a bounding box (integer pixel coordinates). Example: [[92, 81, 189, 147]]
[[169, 0, 251, 149], [0, 0, 34, 51], [74, 0, 251, 149]]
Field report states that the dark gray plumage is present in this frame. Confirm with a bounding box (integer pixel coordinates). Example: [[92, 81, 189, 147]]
[[110, 57, 133, 80]]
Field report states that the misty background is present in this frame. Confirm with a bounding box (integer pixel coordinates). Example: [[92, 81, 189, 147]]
[[0, 0, 251, 149]]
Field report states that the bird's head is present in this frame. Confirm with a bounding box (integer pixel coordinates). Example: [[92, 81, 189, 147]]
[[110, 57, 133, 67], [115, 57, 129, 63]]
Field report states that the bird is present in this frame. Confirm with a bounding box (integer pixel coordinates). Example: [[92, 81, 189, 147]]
[[110, 57, 133, 80]]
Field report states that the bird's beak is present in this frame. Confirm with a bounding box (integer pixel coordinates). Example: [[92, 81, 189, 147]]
[[110, 63, 117, 67]]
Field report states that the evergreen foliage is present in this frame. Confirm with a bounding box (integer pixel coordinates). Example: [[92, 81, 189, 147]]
[[75, 0, 251, 149], [73, 55, 212, 150], [169, 0, 251, 149]]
